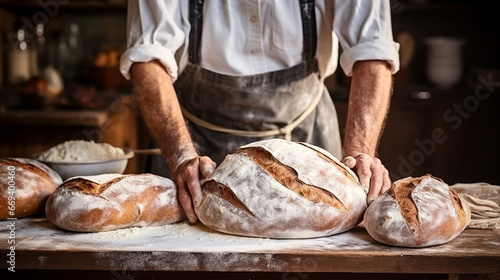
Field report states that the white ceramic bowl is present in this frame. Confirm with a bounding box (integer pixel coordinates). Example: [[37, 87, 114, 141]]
[[34, 150, 134, 181]]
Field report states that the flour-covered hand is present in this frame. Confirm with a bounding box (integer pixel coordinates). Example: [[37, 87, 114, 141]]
[[341, 153, 391, 205], [172, 156, 216, 223]]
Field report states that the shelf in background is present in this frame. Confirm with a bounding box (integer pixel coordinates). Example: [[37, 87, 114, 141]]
[[394, 2, 489, 13], [0, 0, 127, 14]]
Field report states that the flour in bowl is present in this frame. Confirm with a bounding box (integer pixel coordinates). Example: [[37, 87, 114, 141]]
[[38, 140, 126, 162]]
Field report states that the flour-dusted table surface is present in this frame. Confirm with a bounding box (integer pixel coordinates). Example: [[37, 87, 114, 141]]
[[0, 216, 499, 275]]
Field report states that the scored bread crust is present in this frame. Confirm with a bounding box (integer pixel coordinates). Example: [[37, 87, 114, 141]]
[[45, 173, 185, 232], [0, 158, 62, 220], [364, 174, 471, 247], [195, 139, 367, 239]]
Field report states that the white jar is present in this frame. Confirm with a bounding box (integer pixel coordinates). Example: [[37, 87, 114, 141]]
[[7, 28, 31, 85], [425, 37, 466, 89]]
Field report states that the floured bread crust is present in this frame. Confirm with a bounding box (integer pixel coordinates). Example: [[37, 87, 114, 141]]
[[45, 173, 185, 232], [195, 139, 367, 239], [0, 158, 62, 220], [364, 174, 471, 247]]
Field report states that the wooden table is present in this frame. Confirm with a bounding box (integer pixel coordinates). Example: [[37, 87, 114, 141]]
[[0, 216, 499, 279]]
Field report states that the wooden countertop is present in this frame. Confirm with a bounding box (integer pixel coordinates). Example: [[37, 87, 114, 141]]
[[1, 216, 499, 274]]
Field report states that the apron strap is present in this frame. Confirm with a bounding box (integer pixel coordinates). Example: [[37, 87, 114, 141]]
[[188, 0, 317, 65], [188, 0, 204, 64], [299, 0, 317, 61], [185, 0, 321, 140], [180, 79, 324, 141]]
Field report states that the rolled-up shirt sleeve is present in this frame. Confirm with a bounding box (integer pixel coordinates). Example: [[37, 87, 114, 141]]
[[334, 0, 400, 76], [120, 0, 186, 81]]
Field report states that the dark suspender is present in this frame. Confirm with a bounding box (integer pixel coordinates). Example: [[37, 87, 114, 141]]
[[188, 0, 318, 65], [299, 0, 317, 61], [188, 0, 204, 64]]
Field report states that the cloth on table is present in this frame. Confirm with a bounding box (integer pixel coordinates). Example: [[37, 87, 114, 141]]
[[450, 182, 500, 231]]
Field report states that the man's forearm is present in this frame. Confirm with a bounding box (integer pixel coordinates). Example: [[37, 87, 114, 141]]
[[130, 60, 198, 171], [343, 60, 393, 157]]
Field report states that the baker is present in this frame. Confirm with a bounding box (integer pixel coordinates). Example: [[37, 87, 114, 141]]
[[120, 0, 400, 223]]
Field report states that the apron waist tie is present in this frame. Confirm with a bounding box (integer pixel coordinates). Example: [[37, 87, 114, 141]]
[[180, 81, 325, 141]]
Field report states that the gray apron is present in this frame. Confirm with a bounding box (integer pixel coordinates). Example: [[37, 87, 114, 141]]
[[150, 0, 342, 175]]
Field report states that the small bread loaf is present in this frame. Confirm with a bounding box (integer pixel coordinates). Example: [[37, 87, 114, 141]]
[[195, 139, 367, 239], [364, 175, 471, 247], [45, 173, 185, 232], [0, 158, 62, 220]]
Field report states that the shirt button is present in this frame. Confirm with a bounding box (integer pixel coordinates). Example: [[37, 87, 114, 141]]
[[250, 16, 257, 22], [250, 49, 260, 54]]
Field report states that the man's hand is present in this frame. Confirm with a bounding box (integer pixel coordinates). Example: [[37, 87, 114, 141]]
[[172, 156, 216, 223], [341, 154, 391, 204]]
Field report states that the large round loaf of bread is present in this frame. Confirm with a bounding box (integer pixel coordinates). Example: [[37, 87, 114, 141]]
[[364, 175, 471, 247], [46, 173, 185, 232], [195, 139, 367, 239], [0, 158, 62, 220]]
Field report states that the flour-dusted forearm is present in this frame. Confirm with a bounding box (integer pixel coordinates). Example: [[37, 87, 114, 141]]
[[343, 60, 393, 157], [342, 60, 393, 204], [130, 60, 215, 223], [130, 60, 198, 172]]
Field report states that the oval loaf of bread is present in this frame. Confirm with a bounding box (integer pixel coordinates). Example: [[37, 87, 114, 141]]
[[46, 173, 185, 232], [0, 158, 62, 220], [364, 174, 471, 247], [195, 139, 367, 239]]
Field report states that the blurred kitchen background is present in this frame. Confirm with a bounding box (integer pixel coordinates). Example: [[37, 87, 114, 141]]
[[0, 0, 499, 185]]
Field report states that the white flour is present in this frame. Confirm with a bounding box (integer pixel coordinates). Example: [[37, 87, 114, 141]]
[[0, 217, 496, 272], [10, 217, 490, 254], [11, 217, 374, 253], [37, 140, 126, 162]]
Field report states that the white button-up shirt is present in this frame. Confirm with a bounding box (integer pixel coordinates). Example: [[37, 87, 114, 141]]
[[120, 0, 400, 82]]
